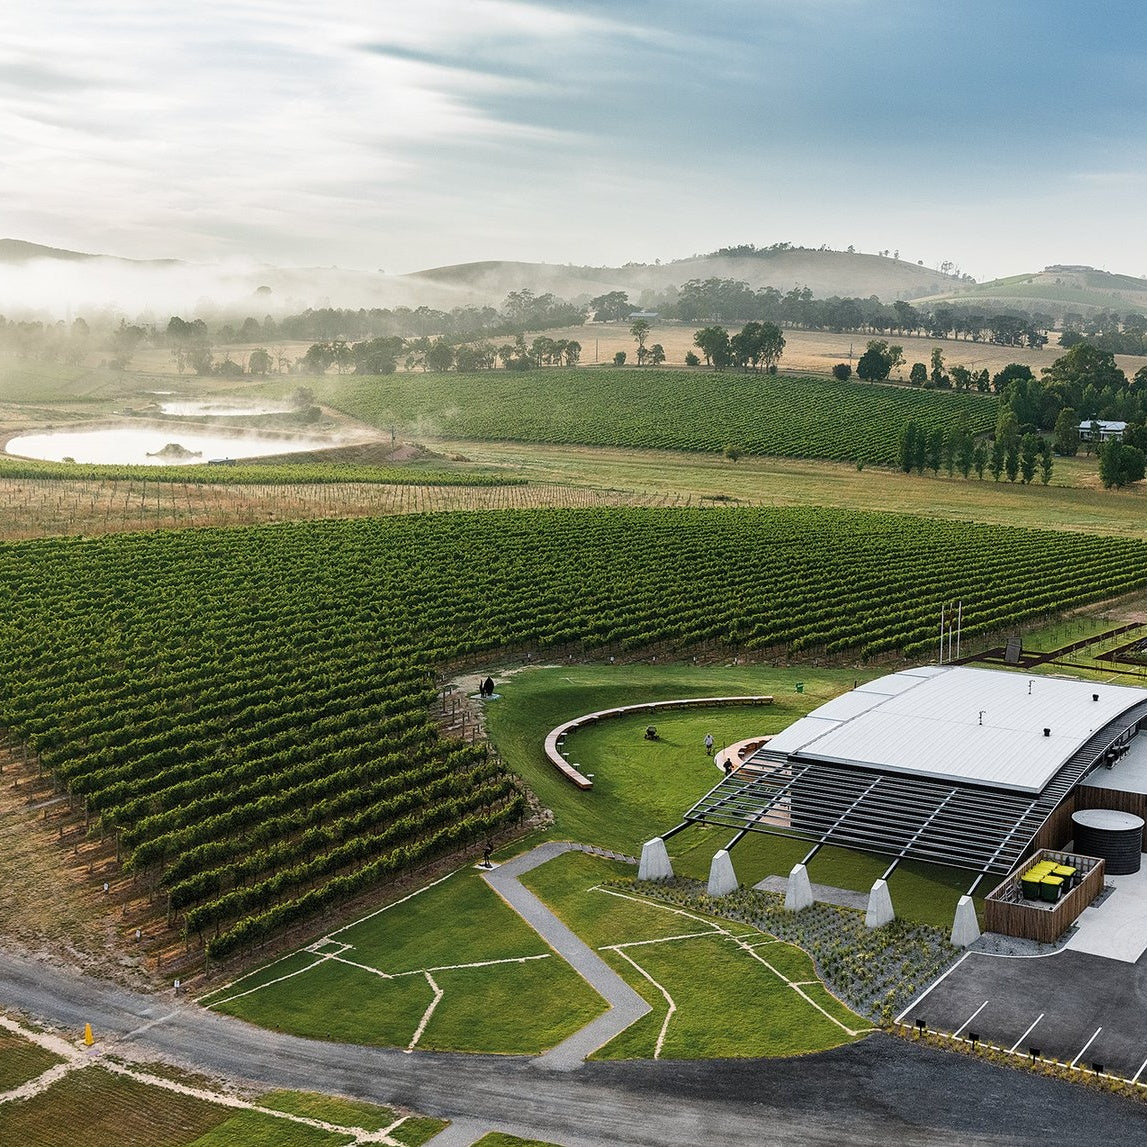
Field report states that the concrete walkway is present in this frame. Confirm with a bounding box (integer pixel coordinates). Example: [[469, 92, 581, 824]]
[[421, 1117, 487, 1147], [1066, 862, 1147, 962], [754, 874, 869, 912], [483, 842, 651, 1070]]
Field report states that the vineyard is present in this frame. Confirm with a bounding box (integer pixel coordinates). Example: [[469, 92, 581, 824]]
[[322, 368, 1000, 465], [2, 506, 1145, 964]]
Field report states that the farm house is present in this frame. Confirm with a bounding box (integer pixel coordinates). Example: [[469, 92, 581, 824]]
[[1079, 419, 1127, 441], [642, 666, 1147, 944]]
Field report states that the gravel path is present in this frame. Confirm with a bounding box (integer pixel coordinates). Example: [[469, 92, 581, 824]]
[[483, 842, 651, 1070]]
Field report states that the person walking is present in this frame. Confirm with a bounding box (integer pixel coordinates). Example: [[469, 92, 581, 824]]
[[704, 733, 714, 756]]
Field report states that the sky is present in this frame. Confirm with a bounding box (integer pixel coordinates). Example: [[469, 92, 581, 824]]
[[3, 0, 1147, 282]]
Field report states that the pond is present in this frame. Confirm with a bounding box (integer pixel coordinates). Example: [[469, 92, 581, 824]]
[[156, 399, 295, 416], [6, 426, 336, 466]]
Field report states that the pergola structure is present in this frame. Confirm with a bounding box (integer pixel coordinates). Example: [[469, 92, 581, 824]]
[[641, 666, 1147, 945]]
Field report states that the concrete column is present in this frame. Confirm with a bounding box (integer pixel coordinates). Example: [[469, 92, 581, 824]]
[[865, 878, 895, 928], [638, 837, 673, 881], [785, 863, 814, 912], [707, 849, 738, 897], [951, 895, 981, 947]]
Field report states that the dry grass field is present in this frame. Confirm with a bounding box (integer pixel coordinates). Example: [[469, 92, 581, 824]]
[[548, 323, 1147, 380], [112, 325, 1147, 382]]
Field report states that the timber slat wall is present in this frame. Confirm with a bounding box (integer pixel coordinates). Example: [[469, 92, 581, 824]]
[[1076, 784, 1147, 819], [985, 849, 1105, 944]]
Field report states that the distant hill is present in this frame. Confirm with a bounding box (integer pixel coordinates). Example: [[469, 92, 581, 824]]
[[4, 236, 1147, 320], [0, 239, 178, 267], [0, 239, 100, 264], [920, 266, 1147, 318], [403, 250, 963, 305]]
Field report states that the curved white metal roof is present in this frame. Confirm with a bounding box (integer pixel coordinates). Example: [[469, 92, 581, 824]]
[[766, 666, 1147, 795]]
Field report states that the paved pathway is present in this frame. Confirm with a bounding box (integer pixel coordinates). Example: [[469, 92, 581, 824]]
[[1066, 865, 1147, 962], [754, 874, 869, 912], [483, 841, 651, 1070]]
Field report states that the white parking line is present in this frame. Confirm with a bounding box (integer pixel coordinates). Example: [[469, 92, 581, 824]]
[[952, 1000, 989, 1038], [1008, 1013, 1044, 1054], [1132, 1054, 1147, 1084], [894, 951, 970, 1024], [1070, 1027, 1103, 1069]]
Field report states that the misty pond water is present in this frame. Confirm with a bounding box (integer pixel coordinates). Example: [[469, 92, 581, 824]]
[[156, 399, 294, 416], [6, 427, 333, 466]]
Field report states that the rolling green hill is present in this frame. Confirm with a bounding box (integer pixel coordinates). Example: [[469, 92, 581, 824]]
[[321, 368, 999, 467], [922, 267, 1147, 318]]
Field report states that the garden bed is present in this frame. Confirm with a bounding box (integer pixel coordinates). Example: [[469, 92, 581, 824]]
[[622, 877, 959, 1024]]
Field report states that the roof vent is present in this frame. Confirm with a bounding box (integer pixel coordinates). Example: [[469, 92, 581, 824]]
[[1043, 728, 1051, 737], [1093, 693, 1100, 702]]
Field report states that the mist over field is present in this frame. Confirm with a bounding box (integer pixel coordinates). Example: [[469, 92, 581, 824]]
[[0, 251, 468, 321]]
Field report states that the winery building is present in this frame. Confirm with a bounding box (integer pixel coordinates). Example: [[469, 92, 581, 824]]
[[643, 666, 1147, 943]]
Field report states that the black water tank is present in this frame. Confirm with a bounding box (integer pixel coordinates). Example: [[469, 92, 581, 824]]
[[1072, 808, 1145, 875]]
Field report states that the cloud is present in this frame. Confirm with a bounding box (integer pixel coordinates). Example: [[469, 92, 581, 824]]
[[2, 0, 1147, 288]]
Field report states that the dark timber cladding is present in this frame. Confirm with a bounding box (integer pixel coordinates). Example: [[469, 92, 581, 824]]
[[685, 694, 1147, 876]]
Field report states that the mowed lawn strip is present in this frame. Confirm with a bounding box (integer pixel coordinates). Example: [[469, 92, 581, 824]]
[[253, 1092, 447, 1145], [255, 1091, 407, 1133], [391, 1116, 456, 1146], [212, 958, 433, 1046], [332, 868, 547, 973]]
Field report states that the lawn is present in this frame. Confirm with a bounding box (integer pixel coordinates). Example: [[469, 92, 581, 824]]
[[254, 1092, 445, 1143], [484, 663, 979, 927], [520, 849, 865, 1059], [485, 663, 877, 857], [210, 958, 437, 1046], [329, 869, 545, 973], [203, 865, 607, 1054], [201, 843, 867, 1062]]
